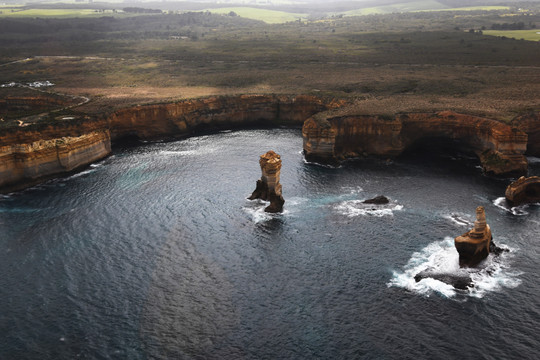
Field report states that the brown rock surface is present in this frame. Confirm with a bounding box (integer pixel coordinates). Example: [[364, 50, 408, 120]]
[[303, 111, 528, 177], [248, 150, 285, 213], [107, 95, 344, 141], [505, 176, 540, 206], [0, 130, 111, 192], [0, 95, 342, 193], [454, 206, 492, 267], [512, 112, 540, 157]]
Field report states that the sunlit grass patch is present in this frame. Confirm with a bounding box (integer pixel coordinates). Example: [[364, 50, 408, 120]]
[[483, 30, 540, 41], [204, 7, 306, 24], [0, 8, 108, 17], [340, 0, 447, 16]]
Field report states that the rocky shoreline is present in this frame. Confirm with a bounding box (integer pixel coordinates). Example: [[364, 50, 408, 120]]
[[0, 95, 343, 193], [1, 93, 539, 193], [302, 110, 532, 177]]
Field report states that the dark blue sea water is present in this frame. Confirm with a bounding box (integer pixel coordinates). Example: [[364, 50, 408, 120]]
[[1, 129, 540, 359]]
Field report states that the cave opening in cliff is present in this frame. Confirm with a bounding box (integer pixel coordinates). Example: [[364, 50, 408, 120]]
[[399, 137, 480, 169], [111, 134, 143, 148]]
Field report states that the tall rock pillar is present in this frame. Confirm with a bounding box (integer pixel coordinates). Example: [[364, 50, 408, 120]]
[[454, 206, 492, 267], [248, 150, 285, 213]]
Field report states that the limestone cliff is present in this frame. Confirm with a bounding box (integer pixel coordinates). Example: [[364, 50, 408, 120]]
[[107, 95, 344, 141], [303, 111, 528, 177], [0, 130, 111, 192], [0, 95, 342, 193], [505, 176, 540, 206], [512, 112, 540, 156]]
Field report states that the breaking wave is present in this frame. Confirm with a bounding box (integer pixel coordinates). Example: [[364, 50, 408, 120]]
[[388, 237, 521, 299], [334, 199, 403, 217], [444, 212, 474, 227], [493, 197, 532, 216]]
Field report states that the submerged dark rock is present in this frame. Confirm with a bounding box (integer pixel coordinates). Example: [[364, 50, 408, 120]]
[[414, 271, 473, 290], [363, 195, 390, 205], [489, 239, 509, 256]]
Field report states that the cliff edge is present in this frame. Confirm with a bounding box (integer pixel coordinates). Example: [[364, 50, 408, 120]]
[[303, 111, 528, 177]]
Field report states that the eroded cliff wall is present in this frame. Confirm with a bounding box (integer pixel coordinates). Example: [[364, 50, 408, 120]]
[[512, 112, 540, 156], [0, 130, 111, 192], [0, 95, 342, 192], [303, 111, 528, 176], [107, 95, 343, 140]]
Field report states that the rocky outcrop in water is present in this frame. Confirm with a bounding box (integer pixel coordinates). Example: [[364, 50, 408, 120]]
[[363, 195, 389, 205], [414, 271, 473, 290], [303, 111, 528, 177], [248, 150, 285, 213], [505, 176, 540, 206], [454, 206, 492, 267]]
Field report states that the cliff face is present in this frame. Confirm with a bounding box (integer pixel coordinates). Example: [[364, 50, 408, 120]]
[[0, 95, 342, 193], [303, 111, 528, 176], [0, 130, 111, 192], [512, 112, 540, 156], [107, 95, 344, 140], [505, 176, 540, 206]]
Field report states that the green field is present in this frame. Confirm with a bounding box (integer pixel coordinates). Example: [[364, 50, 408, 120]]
[[0, 8, 119, 17], [340, 2, 509, 17], [204, 7, 306, 24], [420, 6, 510, 12], [483, 29, 540, 41], [341, 0, 446, 16]]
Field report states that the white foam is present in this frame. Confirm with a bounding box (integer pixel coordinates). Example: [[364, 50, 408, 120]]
[[340, 186, 364, 195], [67, 168, 95, 179], [444, 212, 473, 227], [388, 237, 521, 299], [243, 201, 287, 223], [493, 197, 530, 216], [302, 157, 341, 168], [527, 156, 540, 164], [334, 199, 403, 217], [158, 146, 216, 157], [159, 150, 199, 156]]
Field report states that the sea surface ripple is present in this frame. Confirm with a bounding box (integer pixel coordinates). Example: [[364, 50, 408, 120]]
[[1, 129, 540, 359]]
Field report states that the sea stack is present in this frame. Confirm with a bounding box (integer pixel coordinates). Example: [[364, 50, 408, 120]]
[[505, 176, 540, 206], [454, 206, 492, 267], [248, 150, 285, 213]]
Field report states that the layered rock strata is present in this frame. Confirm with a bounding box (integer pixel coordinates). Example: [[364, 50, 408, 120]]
[[0, 95, 342, 193], [454, 206, 492, 267], [0, 130, 111, 192], [107, 95, 344, 141], [505, 176, 540, 206], [248, 150, 285, 213], [512, 112, 540, 156], [303, 111, 528, 176]]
